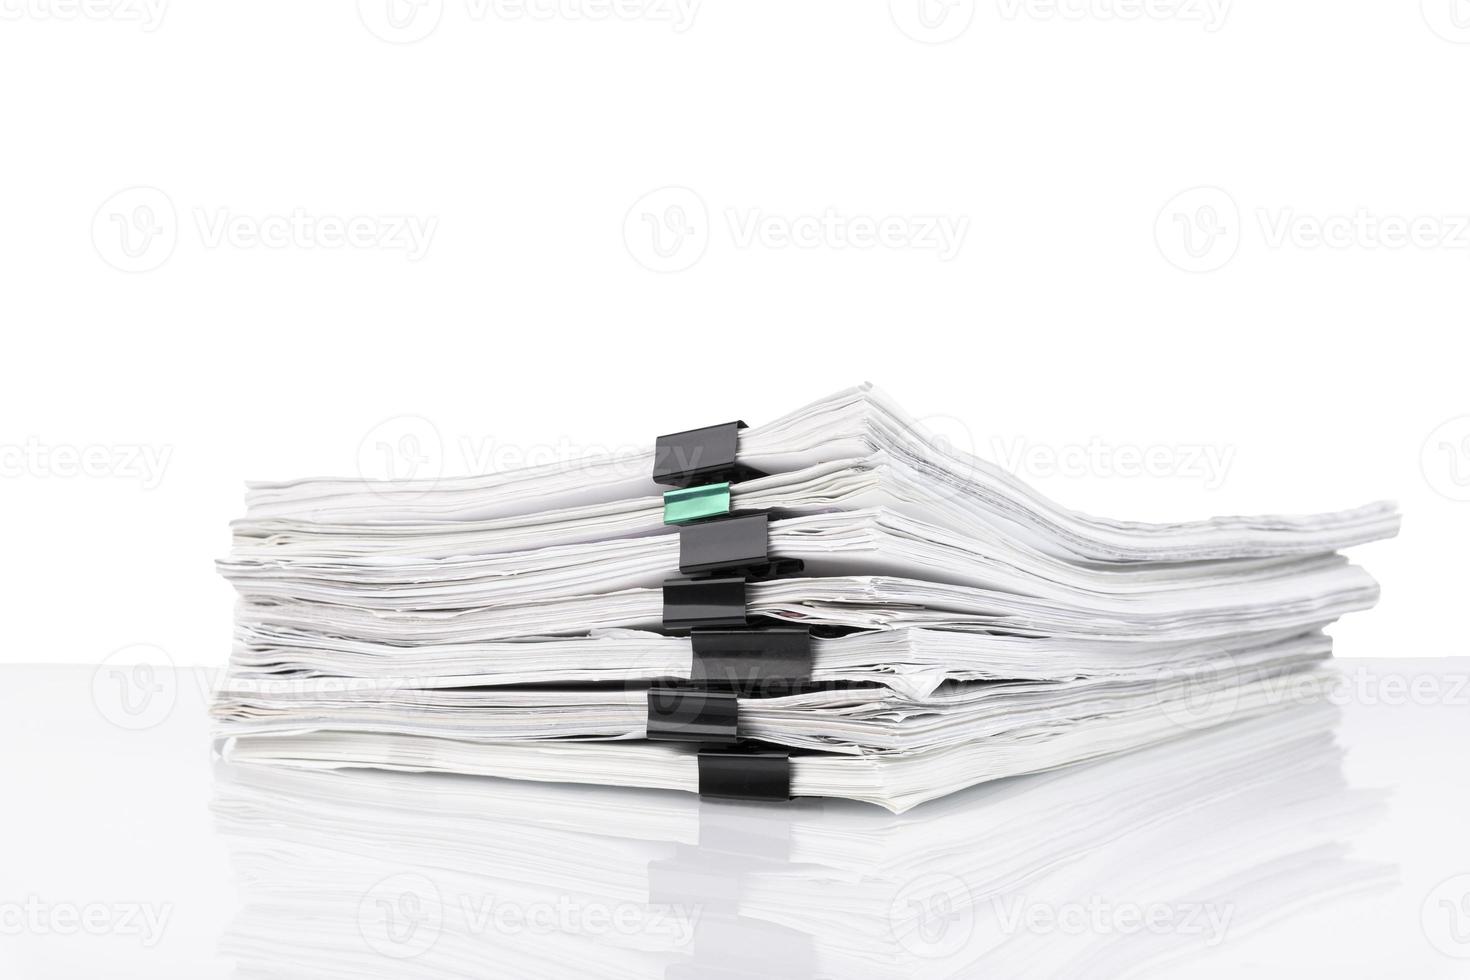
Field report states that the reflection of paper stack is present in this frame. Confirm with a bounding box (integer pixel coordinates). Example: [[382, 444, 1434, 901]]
[[215, 385, 1397, 809], [212, 705, 1393, 979]]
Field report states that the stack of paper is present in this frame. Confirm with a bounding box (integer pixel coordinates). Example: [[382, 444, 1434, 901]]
[[214, 384, 1397, 811]]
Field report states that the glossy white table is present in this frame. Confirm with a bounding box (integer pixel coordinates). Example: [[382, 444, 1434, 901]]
[[2, 660, 1467, 978]]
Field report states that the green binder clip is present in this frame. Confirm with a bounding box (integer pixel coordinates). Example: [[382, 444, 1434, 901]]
[[663, 482, 731, 525]]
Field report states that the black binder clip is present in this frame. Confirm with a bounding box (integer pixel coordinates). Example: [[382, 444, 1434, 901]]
[[697, 748, 792, 802], [663, 576, 748, 631], [677, 512, 803, 579], [647, 685, 740, 745], [691, 627, 812, 695], [653, 421, 766, 488]]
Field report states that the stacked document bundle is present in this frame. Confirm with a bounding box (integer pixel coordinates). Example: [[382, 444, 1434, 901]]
[[214, 385, 1399, 811]]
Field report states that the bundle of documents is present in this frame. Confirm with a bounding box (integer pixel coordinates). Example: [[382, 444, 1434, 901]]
[[214, 385, 1398, 811]]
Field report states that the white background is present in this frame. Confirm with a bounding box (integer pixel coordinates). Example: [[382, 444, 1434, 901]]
[[2, 0, 1465, 667]]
